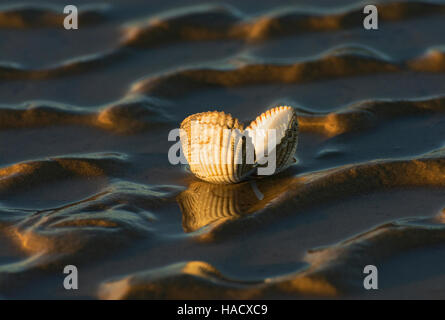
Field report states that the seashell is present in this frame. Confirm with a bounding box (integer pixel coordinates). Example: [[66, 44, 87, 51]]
[[180, 111, 254, 184], [180, 106, 298, 184], [246, 106, 298, 174]]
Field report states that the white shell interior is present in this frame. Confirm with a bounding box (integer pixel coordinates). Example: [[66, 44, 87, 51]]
[[246, 107, 294, 164]]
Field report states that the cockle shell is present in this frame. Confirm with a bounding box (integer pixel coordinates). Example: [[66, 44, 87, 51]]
[[180, 106, 298, 184], [246, 106, 298, 174], [180, 111, 254, 184]]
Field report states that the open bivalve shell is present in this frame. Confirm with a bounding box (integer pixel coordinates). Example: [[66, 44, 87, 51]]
[[180, 106, 298, 184]]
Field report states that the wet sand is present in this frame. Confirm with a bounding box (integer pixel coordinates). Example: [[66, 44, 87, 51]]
[[0, 0, 445, 299]]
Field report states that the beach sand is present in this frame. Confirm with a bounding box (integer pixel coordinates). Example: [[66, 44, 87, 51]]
[[0, 0, 445, 299]]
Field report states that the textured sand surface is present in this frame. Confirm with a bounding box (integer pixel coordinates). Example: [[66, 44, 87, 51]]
[[0, 0, 445, 299]]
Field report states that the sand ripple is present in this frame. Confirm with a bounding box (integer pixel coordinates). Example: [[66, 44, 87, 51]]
[[0, 180, 181, 295], [97, 211, 445, 299], [1, 2, 444, 82], [0, 97, 172, 133], [0, 4, 109, 29], [123, 2, 445, 47], [130, 47, 445, 98], [299, 95, 445, 136], [0, 154, 126, 195]]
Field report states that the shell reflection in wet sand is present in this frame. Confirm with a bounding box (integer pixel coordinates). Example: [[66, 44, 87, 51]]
[[177, 175, 295, 232]]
